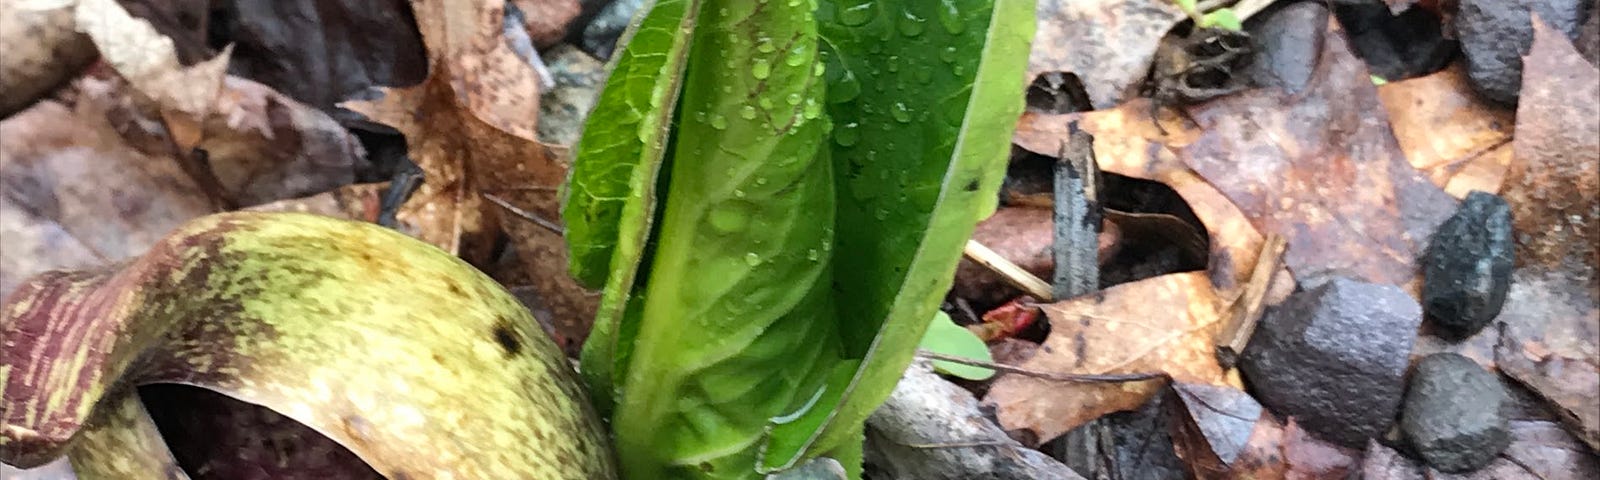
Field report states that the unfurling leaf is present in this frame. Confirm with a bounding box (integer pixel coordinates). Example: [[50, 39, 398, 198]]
[[0, 212, 616, 479], [564, 0, 1035, 478]]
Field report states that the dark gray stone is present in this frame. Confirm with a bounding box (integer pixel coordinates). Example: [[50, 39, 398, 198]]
[[1401, 353, 1511, 473], [1238, 277, 1421, 448], [580, 0, 645, 60], [1454, 0, 1589, 104], [1422, 191, 1514, 340]]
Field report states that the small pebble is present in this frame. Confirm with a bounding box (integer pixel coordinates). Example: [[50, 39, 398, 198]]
[[1421, 191, 1514, 340], [1400, 353, 1511, 473]]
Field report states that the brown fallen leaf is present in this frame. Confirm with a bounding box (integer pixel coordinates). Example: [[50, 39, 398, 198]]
[[984, 271, 1239, 443], [202, 0, 429, 121], [0, 100, 213, 297], [0, 0, 95, 117], [1014, 109, 1267, 293], [74, 0, 232, 151], [511, 0, 581, 48], [1379, 63, 1516, 199], [1176, 19, 1458, 294], [1028, 0, 1185, 109], [246, 182, 387, 222], [195, 77, 370, 206], [345, 0, 596, 336], [1165, 382, 1264, 478], [1502, 19, 1600, 286]]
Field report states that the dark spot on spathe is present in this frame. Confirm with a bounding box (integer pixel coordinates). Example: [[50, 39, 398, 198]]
[[445, 278, 465, 296], [492, 322, 522, 357], [964, 179, 980, 192]]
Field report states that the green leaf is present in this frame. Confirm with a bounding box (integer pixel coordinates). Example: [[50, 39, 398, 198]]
[[919, 312, 995, 380], [604, 1, 840, 477], [566, 0, 703, 415], [760, 0, 1036, 469], [1370, 74, 1389, 85], [1174, 0, 1197, 14], [1199, 8, 1242, 31]]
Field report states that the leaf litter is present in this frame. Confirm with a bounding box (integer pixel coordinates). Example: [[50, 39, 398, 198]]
[[4, 0, 1600, 477]]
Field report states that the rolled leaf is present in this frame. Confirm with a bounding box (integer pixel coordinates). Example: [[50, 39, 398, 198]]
[[1, 212, 616, 479], [606, 0, 840, 477], [563, 0, 703, 415]]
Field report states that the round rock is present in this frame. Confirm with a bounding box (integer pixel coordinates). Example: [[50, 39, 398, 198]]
[[1401, 353, 1511, 473]]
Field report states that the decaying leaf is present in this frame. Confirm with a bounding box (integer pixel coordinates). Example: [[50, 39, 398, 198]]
[[0, 0, 95, 117], [0, 212, 615, 479], [985, 271, 1240, 443], [1488, 19, 1600, 450], [1175, 19, 1457, 293], [1014, 108, 1267, 293], [1502, 19, 1600, 285], [1028, 0, 1185, 108], [0, 100, 213, 297], [1378, 64, 1516, 199], [74, 0, 232, 149], [245, 182, 387, 222]]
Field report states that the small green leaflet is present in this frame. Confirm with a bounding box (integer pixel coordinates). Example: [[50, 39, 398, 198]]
[[918, 311, 995, 380]]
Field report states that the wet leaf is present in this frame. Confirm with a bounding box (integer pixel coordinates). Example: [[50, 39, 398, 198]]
[[1502, 19, 1600, 284], [1488, 19, 1600, 450], [985, 271, 1239, 443], [1014, 107, 1270, 293], [0, 212, 616, 478], [1165, 383, 1262, 477], [1176, 20, 1457, 293], [1378, 64, 1516, 199]]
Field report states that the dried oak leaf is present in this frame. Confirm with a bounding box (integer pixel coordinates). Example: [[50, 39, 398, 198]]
[[0, 100, 213, 298], [984, 271, 1240, 443], [1378, 63, 1516, 199], [344, 0, 596, 335], [1175, 19, 1458, 293]]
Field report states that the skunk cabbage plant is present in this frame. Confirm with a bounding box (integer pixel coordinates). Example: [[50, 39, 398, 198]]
[[562, 0, 1035, 477]]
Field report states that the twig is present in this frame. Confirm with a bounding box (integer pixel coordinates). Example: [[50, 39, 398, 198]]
[[483, 192, 565, 235], [915, 350, 1164, 383], [963, 240, 1055, 302], [1214, 233, 1286, 369], [901, 440, 1014, 449], [1053, 124, 1101, 301]]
